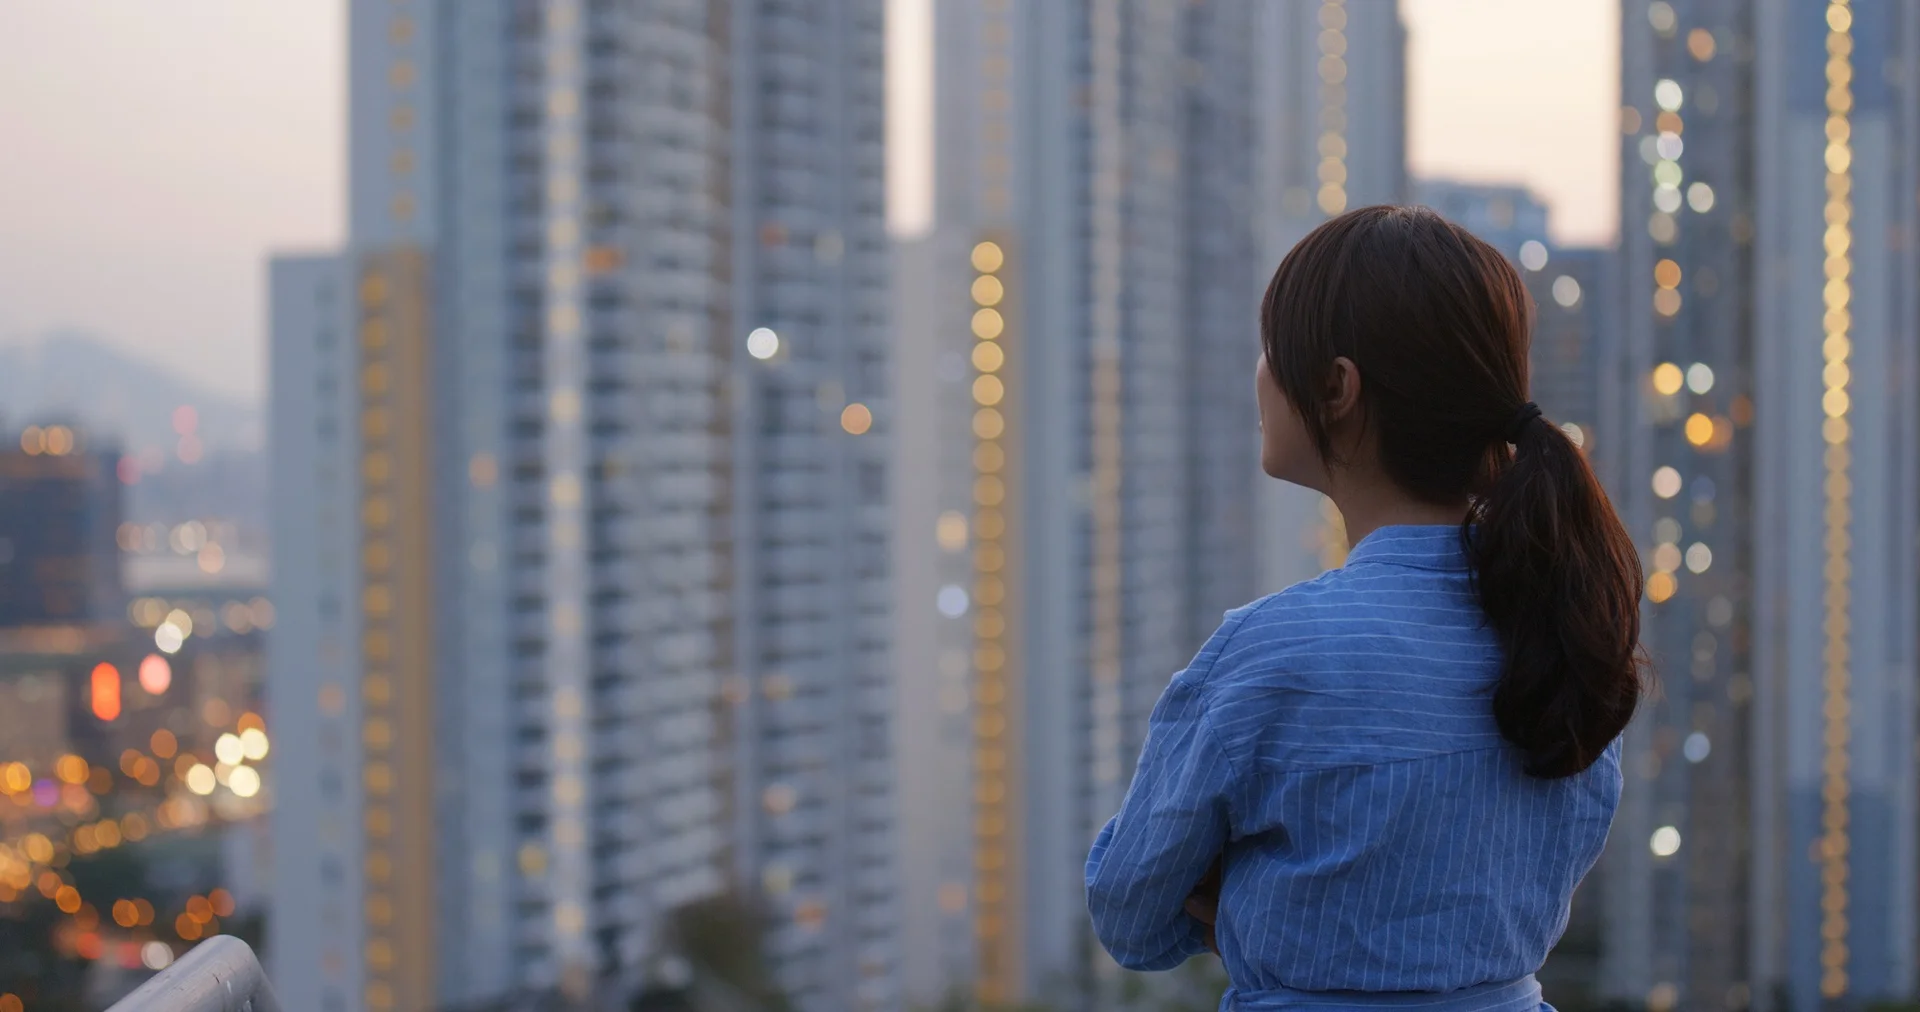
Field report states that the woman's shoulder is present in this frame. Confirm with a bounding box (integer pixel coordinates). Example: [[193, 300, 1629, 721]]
[[1188, 582, 1346, 687], [1224, 566, 1483, 641], [1195, 573, 1499, 697]]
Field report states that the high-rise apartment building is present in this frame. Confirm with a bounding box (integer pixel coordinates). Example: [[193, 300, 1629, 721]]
[[1526, 246, 1618, 451], [891, 1, 1269, 1006], [1252, 0, 1408, 590], [0, 426, 123, 631], [1607, 2, 1920, 1009], [269, 4, 891, 1011], [1414, 179, 1552, 259], [724, 5, 896, 1010]]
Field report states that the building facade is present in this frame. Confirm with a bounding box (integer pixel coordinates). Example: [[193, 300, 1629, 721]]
[[1607, 2, 1920, 1009], [892, 1, 1267, 1007], [0, 427, 123, 631], [1252, 0, 1408, 591], [269, 3, 891, 1011], [1413, 179, 1551, 257]]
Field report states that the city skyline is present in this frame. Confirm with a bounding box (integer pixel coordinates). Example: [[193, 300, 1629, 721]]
[[269, 3, 894, 1010], [0, 0, 1615, 402], [8, 1, 1920, 1011]]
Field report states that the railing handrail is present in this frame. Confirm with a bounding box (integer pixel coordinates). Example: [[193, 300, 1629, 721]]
[[106, 935, 283, 1012]]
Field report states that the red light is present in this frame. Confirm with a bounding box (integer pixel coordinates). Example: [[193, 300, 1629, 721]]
[[117, 456, 142, 486], [138, 654, 172, 695], [90, 663, 121, 722]]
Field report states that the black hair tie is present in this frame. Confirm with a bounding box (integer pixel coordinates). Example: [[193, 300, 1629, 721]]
[[1505, 402, 1543, 443]]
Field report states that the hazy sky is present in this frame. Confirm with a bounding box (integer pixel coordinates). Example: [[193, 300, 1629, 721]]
[[1400, 0, 1619, 246], [1, 0, 1615, 402]]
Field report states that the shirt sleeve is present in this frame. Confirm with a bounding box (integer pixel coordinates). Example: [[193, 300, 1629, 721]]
[[1085, 619, 1241, 971]]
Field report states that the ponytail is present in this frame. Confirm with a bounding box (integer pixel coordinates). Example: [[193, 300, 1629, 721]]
[[1262, 205, 1645, 780], [1470, 408, 1645, 778]]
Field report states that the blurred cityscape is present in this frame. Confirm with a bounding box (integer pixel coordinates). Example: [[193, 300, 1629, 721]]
[[1, 1, 1918, 1011]]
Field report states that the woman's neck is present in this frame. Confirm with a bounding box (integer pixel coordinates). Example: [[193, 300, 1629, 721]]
[[1326, 474, 1469, 548]]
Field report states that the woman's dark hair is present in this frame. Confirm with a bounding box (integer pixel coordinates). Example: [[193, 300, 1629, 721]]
[[1260, 205, 1644, 778]]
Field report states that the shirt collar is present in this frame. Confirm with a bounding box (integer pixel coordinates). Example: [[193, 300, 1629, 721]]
[[1342, 524, 1473, 573]]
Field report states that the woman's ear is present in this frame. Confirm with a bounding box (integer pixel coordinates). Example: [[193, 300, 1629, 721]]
[[1324, 356, 1363, 424]]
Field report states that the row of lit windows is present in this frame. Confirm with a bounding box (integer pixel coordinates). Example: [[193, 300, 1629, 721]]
[[1315, 1, 1350, 216], [359, 21, 421, 1006], [969, 2, 1018, 998], [1817, 1, 1856, 996], [542, 4, 594, 989], [388, 11, 416, 227], [1084, 0, 1128, 843], [357, 266, 402, 1012], [967, 238, 1012, 1001]]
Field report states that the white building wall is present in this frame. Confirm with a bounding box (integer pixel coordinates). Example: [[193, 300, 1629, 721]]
[[726, 2, 898, 1009], [266, 253, 360, 1012]]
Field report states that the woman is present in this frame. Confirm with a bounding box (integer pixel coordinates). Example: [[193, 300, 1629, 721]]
[[1086, 205, 1643, 1012]]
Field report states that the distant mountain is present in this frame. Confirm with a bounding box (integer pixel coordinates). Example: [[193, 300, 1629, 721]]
[[0, 331, 262, 454]]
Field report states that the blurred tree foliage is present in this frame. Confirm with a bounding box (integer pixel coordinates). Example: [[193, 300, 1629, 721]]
[[631, 893, 791, 1012]]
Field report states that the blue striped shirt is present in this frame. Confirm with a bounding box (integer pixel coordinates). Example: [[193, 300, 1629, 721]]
[[1086, 525, 1621, 1011]]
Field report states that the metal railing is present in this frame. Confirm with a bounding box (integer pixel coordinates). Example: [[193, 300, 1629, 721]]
[[107, 935, 282, 1012]]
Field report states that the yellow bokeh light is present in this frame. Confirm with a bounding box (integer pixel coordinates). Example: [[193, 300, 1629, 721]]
[[840, 403, 873, 436], [1652, 362, 1685, 396], [974, 442, 1005, 474], [972, 342, 1005, 374], [972, 375, 1005, 407], [1652, 542, 1682, 574], [1821, 3, 1854, 972], [972, 409, 1004, 440], [1647, 571, 1677, 603], [1654, 259, 1682, 289], [971, 275, 1005, 307], [1687, 27, 1716, 61], [972, 308, 1004, 340], [1685, 413, 1714, 446], [971, 241, 1004, 273]]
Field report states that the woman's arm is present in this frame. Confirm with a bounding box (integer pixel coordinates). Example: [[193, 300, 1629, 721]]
[[1085, 661, 1235, 971]]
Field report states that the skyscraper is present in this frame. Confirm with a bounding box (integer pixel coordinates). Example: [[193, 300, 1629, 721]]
[[723, 4, 897, 1010], [1413, 180, 1552, 261], [1607, 2, 1920, 1008], [1252, 0, 1408, 590], [0, 425, 123, 631], [891, 1, 1266, 1006], [269, 3, 891, 1010], [1526, 246, 1617, 451]]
